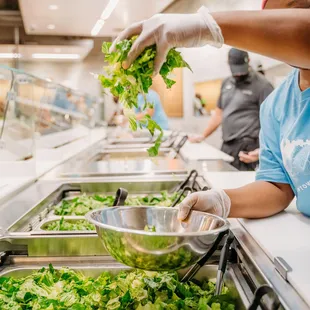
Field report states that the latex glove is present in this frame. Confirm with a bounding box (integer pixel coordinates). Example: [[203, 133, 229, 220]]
[[178, 189, 231, 220], [239, 148, 259, 163], [111, 6, 224, 75], [189, 135, 205, 143]]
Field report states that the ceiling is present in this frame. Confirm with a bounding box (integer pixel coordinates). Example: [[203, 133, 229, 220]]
[[19, 0, 175, 37]]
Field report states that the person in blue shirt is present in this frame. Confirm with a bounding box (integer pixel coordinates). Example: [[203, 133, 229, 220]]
[[135, 89, 169, 131], [114, 0, 310, 219], [53, 88, 76, 111]]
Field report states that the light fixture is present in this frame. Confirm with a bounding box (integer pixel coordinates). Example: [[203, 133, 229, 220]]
[[91, 19, 105, 36], [100, 0, 119, 19], [90, 0, 119, 36], [32, 53, 80, 60], [0, 53, 21, 59], [48, 4, 58, 10], [47, 24, 56, 30]]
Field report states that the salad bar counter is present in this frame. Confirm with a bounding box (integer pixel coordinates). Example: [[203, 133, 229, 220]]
[[0, 131, 309, 310]]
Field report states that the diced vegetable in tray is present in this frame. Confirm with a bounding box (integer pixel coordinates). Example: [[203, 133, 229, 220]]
[[0, 264, 236, 309], [43, 218, 95, 231], [54, 191, 182, 216]]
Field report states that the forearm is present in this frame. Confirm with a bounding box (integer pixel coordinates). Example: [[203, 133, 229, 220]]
[[212, 9, 310, 69], [202, 115, 221, 138], [225, 181, 294, 218]]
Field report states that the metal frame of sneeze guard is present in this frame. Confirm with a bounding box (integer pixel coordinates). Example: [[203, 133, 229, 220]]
[[0, 65, 101, 195]]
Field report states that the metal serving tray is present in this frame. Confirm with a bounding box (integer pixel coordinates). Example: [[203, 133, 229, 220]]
[[96, 148, 170, 160], [0, 264, 246, 309], [3, 178, 207, 257], [61, 156, 187, 178]]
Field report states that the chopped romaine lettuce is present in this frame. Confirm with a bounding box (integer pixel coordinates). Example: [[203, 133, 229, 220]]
[[43, 218, 95, 231], [54, 191, 182, 216], [0, 265, 236, 309], [99, 36, 191, 156]]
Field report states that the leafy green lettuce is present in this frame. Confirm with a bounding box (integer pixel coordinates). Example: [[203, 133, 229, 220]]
[[43, 218, 95, 231], [54, 192, 183, 216], [0, 265, 236, 309], [99, 37, 191, 156]]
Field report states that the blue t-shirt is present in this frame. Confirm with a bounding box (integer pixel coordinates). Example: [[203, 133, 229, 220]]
[[256, 69, 310, 216], [136, 90, 169, 130]]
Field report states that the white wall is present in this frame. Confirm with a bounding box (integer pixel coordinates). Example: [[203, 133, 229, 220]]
[[180, 46, 282, 83]]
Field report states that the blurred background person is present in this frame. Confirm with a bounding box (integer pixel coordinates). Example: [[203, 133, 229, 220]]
[[53, 88, 76, 111], [108, 96, 124, 126], [189, 48, 274, 171], [194, 93, 207, 116], [135, 89, 169, 130]]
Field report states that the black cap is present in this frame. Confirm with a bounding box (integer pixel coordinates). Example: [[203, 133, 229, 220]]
[[228, 48, 249, 76]]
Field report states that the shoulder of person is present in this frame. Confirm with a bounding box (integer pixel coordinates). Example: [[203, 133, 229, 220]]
[[260, 69, 298, 122], [221, 77, 233, 88], [147, 89, 160, 101], [252, 71, 272, 87]]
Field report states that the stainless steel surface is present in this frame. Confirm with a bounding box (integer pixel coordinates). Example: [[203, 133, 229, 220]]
[[0, 176, 209, 257], [230, 219, 309, 309], [86, 207, 229, 271], [95, 148, 170, 160], [274, 257, 292, 281], [69, 148, 187, 177], [197, 160, 238, 172], [0, 263, 246, 310]]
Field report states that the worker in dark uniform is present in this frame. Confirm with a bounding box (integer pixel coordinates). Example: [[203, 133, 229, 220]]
[[189, 48, 274, 171]]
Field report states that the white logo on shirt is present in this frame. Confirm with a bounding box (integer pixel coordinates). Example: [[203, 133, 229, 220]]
[[281, 139, 310, 182]]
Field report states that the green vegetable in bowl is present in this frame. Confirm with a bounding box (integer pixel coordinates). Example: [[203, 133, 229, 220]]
[[99, 36, 191, 156], [0, 264, 236, 309], [44, 217, 95, 231]]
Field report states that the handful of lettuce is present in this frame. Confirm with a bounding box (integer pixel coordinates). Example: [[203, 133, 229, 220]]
[[99, 37, 191, 156]]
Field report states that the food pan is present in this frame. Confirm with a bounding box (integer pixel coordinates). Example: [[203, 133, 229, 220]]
[[0, 264, 246, 310]]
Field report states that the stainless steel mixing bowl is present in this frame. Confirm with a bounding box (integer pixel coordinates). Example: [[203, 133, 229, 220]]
[[86, 206, 229, 271]]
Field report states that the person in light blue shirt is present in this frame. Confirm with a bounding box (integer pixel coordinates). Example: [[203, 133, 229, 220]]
[[256, 69, 310, 216], [135, 89, 169, 130]]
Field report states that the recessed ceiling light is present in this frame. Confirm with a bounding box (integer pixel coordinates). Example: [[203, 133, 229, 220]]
[[47, 24, 56, 30], [0, 53, 21, 59], [32, 53, 80, 60], [90, 0, 119, 36], [48, 4, 58, 10], [91, 19, 105, 36]]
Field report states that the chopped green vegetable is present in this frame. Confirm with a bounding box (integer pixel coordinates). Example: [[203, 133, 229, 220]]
[[0, 265, 236, 309], [99, 36, 191, 156], [144, 225, 156, 232], [43, 218, 95, 231], [54, 194, 115, 216], [54, 191, 182, 216]]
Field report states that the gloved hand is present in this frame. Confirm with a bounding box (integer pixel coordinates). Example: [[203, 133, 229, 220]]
[[189, 135, 205, 143], [177, 189, 231, 220], [111, 6, 224, 75]]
